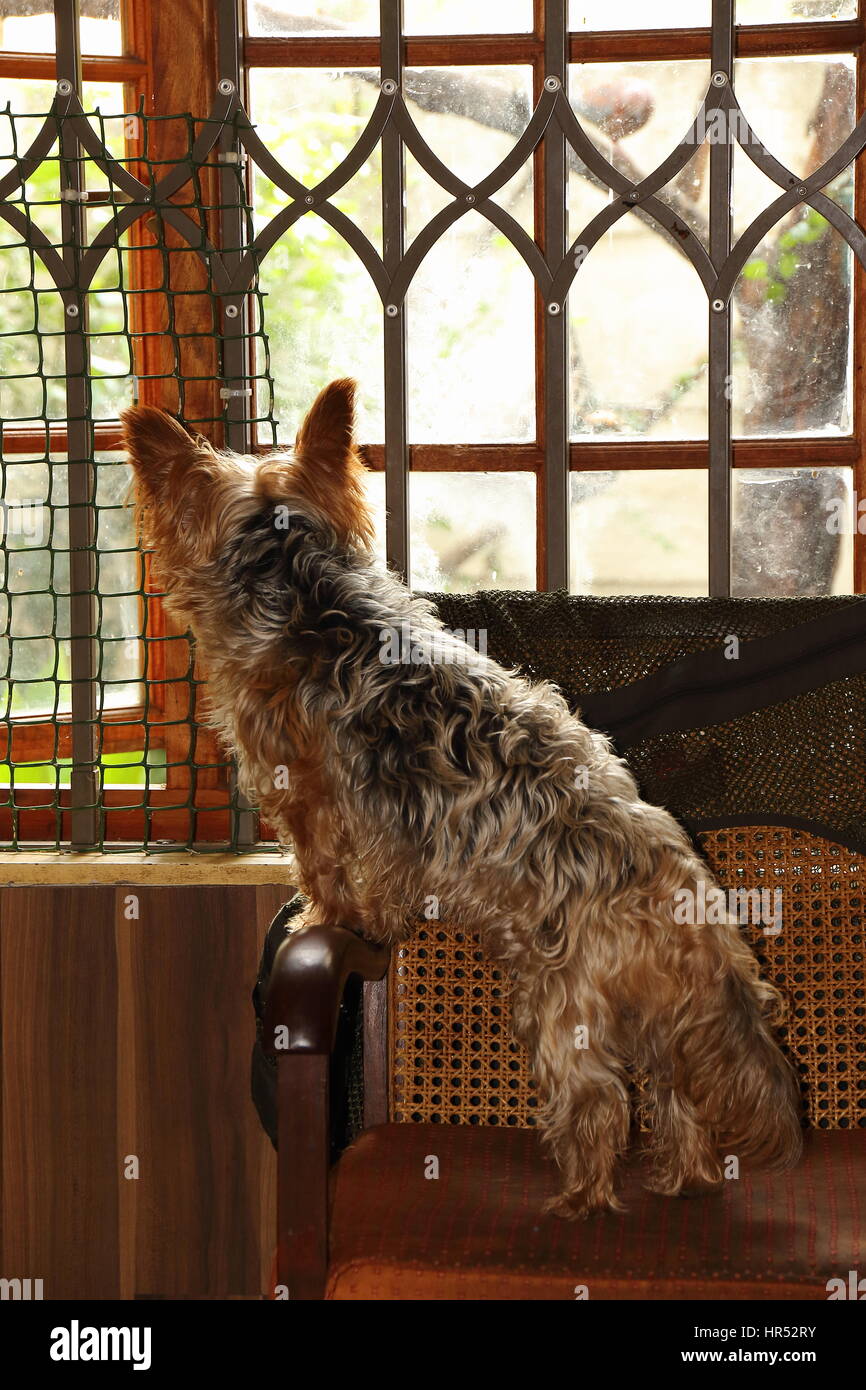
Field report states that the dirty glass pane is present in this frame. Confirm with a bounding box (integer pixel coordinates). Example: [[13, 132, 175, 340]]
[[570, 471, 708, 595], [405, 66, 535, 442], [409, 473, 536, 591], [80, 0, 121, 55], [732, 468, 853, 596], [733, 55, 855, 211], [569, 2, 712, 29], [0, 453, 68, 718], [405, 1, 531, 32], [732, 57, 854, 437], [404, 65, 534, 234], [737, 1, 856, 21], [249, 69, 384, 443], [568, 62, 709, 440], [246, 1, 379, 35], [570, 60, 709, 174], [0, 5, 56, 51], [363, 469, 537, 592]]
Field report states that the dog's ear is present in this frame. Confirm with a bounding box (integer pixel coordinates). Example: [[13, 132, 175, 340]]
[[286, 378, 374, 547], [295, 376, 357, 465], [121, 406, 201, 487]]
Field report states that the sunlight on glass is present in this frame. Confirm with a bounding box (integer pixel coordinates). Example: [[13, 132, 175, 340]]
[[410, 473, 536, 592], [569, 1, 711, 28], [568, 222, 708, 440], [250, 69, 385, 442], [0, 8, 55, 52], [80, 1, 121, 55], [570, 471, 708, 596], [570, 60, 709, 205], [361, 471, 537, 592], [246, 0, 379, 34], [404, 66, 534, 235], [0, 2, 121, 55], [405, 1, 531, 32], [94, 454, 143, 711], [406, 214, 535, 443], [403, 66, 535, 443], [1, 453, 68, 717]]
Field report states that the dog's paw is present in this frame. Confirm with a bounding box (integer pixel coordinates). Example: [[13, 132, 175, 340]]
[[542, 1189, 625, 1221], [643, 1171, 724, 1199]]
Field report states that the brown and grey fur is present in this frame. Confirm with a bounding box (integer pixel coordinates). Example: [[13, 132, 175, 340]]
[[123, 380, 802, 1217]]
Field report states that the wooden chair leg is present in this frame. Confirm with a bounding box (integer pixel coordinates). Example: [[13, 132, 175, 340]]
[[275, 1053, 329, 1300]]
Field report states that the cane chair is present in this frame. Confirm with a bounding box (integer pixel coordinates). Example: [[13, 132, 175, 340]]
[[261, 595, 866, 1300]]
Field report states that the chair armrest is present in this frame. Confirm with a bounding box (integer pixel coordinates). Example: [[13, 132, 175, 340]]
[[262, 922, 390, 1056], [263, 922, 390, 1300]]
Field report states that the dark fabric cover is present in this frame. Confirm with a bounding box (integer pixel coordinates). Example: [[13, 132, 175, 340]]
[[327, 1124, 866, 1301], [428, 592, 866, 853]]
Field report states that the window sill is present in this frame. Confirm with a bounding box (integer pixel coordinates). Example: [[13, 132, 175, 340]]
[[0, 851, 298, 886]]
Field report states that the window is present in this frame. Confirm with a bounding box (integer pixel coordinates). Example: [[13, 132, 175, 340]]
[[246, 0, 864, 599], [1, 0, 864, 849], [0, 0, 237, 848]]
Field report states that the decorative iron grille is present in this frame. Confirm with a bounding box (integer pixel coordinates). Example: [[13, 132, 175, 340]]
[[0, 0, 863, 849]]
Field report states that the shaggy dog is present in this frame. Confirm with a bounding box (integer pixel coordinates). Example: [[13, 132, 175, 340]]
[[123, 380, 802, 1217]]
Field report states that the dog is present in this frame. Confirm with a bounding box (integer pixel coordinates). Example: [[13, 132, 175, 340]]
[[123, 379, 802, 1217]]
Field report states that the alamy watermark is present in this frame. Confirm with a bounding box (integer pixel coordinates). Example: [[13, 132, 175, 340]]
[[379, 620, 488, 667], [826, 491, 866, 534], [673, 882, 783, 935], [0, 498, 44, 545], [684, 109, 757, 147], [1, 1276, 43, 1299]]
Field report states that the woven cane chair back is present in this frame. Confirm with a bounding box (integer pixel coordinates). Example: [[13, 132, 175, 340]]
[[388, 826, 866, 1132]]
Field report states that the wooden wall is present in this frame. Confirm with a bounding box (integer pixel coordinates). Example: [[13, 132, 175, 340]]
[[0, 883, 289, 1299]]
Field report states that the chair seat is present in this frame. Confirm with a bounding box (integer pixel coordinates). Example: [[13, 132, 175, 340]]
[[327, 1124, 866, 1300]]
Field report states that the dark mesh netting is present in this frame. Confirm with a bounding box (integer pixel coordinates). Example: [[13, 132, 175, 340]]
[[429, 592, 866, 853]]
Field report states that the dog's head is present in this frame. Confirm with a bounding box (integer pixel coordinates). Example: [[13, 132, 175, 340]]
[[122, 378, 374, 633]]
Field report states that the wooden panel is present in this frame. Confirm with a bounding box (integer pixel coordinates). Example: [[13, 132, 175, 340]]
[[0, 881, 292, 1300], [855, 32, 866, 594], [254, 885, 292, 1296], [124, 886, 270, 1298], [0, 887, 119, 1299]]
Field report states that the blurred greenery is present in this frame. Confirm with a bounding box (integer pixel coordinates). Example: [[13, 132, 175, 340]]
[[0, 747, 167, 787]]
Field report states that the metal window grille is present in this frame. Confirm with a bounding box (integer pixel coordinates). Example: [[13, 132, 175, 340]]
[[1, 0, 864, 850]]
